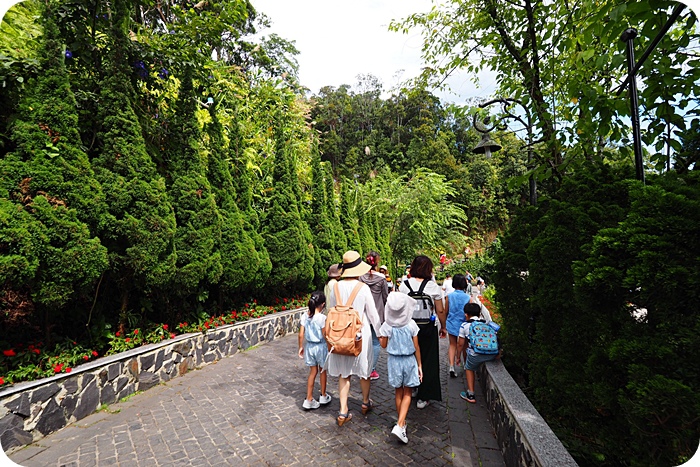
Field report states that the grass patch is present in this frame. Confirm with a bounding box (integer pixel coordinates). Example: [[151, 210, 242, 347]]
[[97, 403, 121, 414]]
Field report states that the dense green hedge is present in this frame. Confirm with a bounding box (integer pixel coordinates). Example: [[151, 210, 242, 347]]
[[493, 164, 700, 466]]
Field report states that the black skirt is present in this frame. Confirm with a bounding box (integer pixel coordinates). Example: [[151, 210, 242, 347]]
[[415, 321, 442, 401]]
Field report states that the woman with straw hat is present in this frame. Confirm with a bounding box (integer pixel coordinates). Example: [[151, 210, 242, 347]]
[[326, 251, 382, 426]]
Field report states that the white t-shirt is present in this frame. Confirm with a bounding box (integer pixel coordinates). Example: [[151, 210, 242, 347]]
[[441, 278, 455, 297], [378, 320, 420, 338]]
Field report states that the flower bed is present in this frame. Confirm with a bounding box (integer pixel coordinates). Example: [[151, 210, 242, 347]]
[[0, 296, 306, 388], [0, 307, 305, 452]]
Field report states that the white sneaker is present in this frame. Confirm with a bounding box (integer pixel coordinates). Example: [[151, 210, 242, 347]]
[[318, 393, 332, 405], [391, 424, 408, 443], [302, 398, 320, 410], [449, 366, 456, 378], [416, 399, 429, 409]]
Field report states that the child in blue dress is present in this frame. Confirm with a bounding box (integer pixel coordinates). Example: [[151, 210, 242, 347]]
[[379, 292, 423, 444], [298, 291, 332, 409]]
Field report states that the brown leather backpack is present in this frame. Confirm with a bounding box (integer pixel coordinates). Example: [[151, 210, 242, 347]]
[[324, 281, 364, 357]]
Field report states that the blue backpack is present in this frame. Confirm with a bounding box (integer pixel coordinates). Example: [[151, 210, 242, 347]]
[[468, 320, 499, 355]]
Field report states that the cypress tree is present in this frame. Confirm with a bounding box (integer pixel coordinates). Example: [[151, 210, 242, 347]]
[[227, 101, 271, 289], [263, 110, 314, 294], [324, 162, 347, 255], [206, 104, 262, 307], [310, 146, 334, 288], [340, 178, 362, 252], [92, 0, 176, 325], [166, 69, 222, 305], [0, 10, 108, 341]]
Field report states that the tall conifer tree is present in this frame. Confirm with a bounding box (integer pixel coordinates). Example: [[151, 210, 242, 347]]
[[166, 69, 222, 304], [92, 0, 177, 325], [340, 179, 362, 252], [0, 10, 108, 340], [263, 110, 314, 294], [206, 104, 262, 306], [324, 162, 347, 255], [227, 101, 271, 288], [310, 146, 334, 288]]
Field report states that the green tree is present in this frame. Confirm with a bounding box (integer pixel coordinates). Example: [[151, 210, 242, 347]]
[[340, 178, 362, 252], [262, 110, 314, 294], [309, 146, 335, 288], [165, 69, 222, 307], [0, 9, 108, 341], [361, 168, 467, 266], [205, 103, 261, 307], [393, 0, 699, 180], [92, 0, 177, 327]]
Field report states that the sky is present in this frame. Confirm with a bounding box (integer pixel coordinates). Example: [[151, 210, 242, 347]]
[[250, 0, 496, 103]]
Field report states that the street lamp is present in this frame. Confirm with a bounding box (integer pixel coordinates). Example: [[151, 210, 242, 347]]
[[477, 99, 538, 206], [472, 116, 502, 159]]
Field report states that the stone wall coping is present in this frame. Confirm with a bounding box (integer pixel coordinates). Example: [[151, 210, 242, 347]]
[[484, 359, 578, 466], [0, 308, 305, 400]]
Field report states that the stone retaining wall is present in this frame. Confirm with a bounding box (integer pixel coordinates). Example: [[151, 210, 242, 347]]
[[480, 360, 579, 466], [0, 308, 304, 453]]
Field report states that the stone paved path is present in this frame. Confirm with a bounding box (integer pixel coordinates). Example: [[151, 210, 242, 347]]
[[8, 332, 505, 466]]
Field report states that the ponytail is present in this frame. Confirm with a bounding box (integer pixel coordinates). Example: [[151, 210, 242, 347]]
[[307, 291, 326, 318], [365, 251, 379, 275]]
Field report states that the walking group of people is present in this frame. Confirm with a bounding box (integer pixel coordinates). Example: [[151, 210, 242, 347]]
[[297, 250, 501, 444]]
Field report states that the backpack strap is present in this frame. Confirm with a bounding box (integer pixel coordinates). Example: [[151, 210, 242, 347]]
[[335, 281, 364, 308], [404, 280, 414, 293], [417, 279, 429, 294], [346, 281, 365, 307]]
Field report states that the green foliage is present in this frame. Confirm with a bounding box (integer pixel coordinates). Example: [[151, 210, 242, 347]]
[[361, 168, 468, 265], [493, 165, 700, 465], [262, 110, 314, 294], [205, 104, 262, 303], [92, 9, 177, 322], [165, 69, 222, 298], [393, 0, 699, 183]]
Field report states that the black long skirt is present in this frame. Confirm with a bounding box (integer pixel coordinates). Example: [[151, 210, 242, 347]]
[[415, 321, 442, 401]]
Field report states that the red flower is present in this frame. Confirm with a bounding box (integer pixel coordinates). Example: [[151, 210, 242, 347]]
[[134, 329, 139, 335], [253, 299, 258, 304], [183, 322, 188, 327], [65, 368, 72, 373], [3, 349, 16, 357], [163, 324, 168, 330], [92, 351, 98, 357], [32, 348, 40, 354], [281, 306, 286, 311], [0, 377, 4, 385], [170, 333, 175, 339], [83, 355, 89, 361], [53, 364, 64, 373], [116, 331, 121, 337], [284, 298, 289, 303], [244, 303, 249, 308], [204, 322, 210, 329], [125, 338, 131, 343]]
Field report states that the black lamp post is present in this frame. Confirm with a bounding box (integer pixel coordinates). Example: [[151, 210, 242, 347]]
[[620, 28, 645, 184]]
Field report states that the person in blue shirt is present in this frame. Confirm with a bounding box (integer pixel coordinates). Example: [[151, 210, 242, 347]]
[[298, 291, 332, 409], [379, 292, 423, 444], [444, 274, 471, 378]]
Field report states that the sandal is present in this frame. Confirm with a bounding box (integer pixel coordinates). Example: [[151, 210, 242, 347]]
[[361, 399, 374, 415], [337, 412, 353, 426]]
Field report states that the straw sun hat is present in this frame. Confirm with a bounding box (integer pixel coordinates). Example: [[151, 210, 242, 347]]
[[340, 250, 371, 278]]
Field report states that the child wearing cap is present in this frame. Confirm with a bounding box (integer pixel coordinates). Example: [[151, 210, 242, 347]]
[[378, 292, 423, 444]]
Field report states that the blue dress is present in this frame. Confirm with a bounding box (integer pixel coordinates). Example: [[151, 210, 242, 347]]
[[301, 313, 327, 367], [379, 321, 421, 389], [446, 290, 470, 337]]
